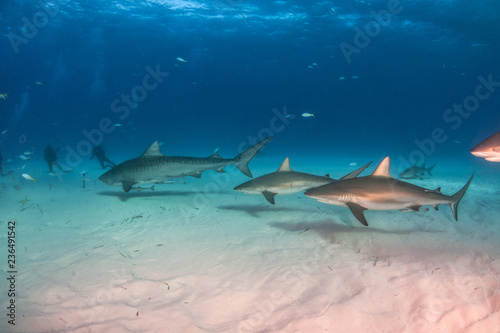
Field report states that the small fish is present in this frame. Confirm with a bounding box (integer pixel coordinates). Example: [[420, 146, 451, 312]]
[[302, 113, 315, 118], [19, 155, 29, 160], [22, 173, 36, 183], [312, 63, 318, 66], [338, 76, 345, 80], [0, 93, 8, 100], [349, 162, 358, 167], [176, 57, 187, 63], [35, 81, 43, 85], [114, 123, 123, 127], [351, 75, 359, 79], [131, 185, 155, 192], [24, 151, 34, 155], [19, 195, 30, 205], [2, 130, 7, 135]]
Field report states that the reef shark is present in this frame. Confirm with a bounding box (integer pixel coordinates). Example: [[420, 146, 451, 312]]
[[471, 130, 500, 162], [399, 163, 436, 179], [305, 157, 474, 226], [99, 137, 273, 192], [234, 157, 371, 204]]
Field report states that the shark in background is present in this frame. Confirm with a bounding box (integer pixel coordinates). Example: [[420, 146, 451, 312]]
[[305, 157, 474, 226], [234, 157, 371, 204], [99, 137, 273, 192], [471, 130, 500, 162], [399, 163, 437, 179]]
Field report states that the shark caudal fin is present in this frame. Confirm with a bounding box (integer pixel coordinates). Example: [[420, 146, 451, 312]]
[[234, 136, 273, 177], [339, 162, 372, 180], [450, 172, 474, 221], [426, 163, 437, 175]]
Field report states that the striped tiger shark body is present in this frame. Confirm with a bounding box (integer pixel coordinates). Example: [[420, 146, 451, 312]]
[[99, 137, 273, 192]]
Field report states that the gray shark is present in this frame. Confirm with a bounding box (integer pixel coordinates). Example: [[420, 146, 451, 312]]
[[305, 157, 474, 226], [234, 157, 371, 204], [99, 137, 273, 192], [471, 130, 500, 162], [399, 163, 436, 179]]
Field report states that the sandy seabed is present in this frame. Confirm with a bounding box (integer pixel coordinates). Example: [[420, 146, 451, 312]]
[[0, 158, 499, 333]]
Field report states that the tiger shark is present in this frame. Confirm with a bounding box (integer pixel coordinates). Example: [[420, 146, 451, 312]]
[[471, 130, 500, 162], [305, 157, 474, 226], [99, 136, 273, 192], [234, 157, 371, 204]]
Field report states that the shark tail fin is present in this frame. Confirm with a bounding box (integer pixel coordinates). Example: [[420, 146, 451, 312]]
[[339, 162, 372, 180], [234, 137, 273, 177], [426, 163, 437, 175], [450, 172, 474, 221]]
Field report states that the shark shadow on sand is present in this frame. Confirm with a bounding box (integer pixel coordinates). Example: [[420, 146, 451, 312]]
[[98, 190, 192, 202], [217, 204, 311, 218]]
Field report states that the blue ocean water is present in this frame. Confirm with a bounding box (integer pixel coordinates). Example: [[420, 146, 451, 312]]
[[0, 0, 499, 174]]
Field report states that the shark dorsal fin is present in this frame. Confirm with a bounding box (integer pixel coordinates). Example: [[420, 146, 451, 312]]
[[277, 157, 292, 172], [425, 187, 442, 194], [371, 157, 392, 178], [210, 152, 222, 159], [142, 141, 163, 157]]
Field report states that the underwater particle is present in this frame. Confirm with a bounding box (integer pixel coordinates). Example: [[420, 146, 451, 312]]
[[2, 129, 7, 135], [312, 63, 318, 66], [308, 65, 313, 68], [176, 57, 187, 63], [302, 112, 315, 118], [349, 162, 358, 167], [338, 76, 345, 80], [351, 75, 359, 79], [35, 81, 43, 85], [0, 93, 8, 100], [22, 173, 36, 183], [454, 140, 462, 144], [114, 123, 123, 127]]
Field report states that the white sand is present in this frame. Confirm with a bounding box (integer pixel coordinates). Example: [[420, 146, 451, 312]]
[[0, 158, 499, 332]]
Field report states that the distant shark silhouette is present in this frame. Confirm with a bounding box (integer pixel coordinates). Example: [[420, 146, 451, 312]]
[[234, 157, 371, 204], [305, 157, 474, 226], [99, 137, 273, 192], [399, 163, 436, 179], [471, 130, 500, 162]]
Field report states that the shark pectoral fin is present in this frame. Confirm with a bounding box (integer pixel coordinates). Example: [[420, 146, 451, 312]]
[[122, 181, 137, 192], [262, 191, 277, 204], [346, 202, 368, 226], [191, 172, 203, 178]]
